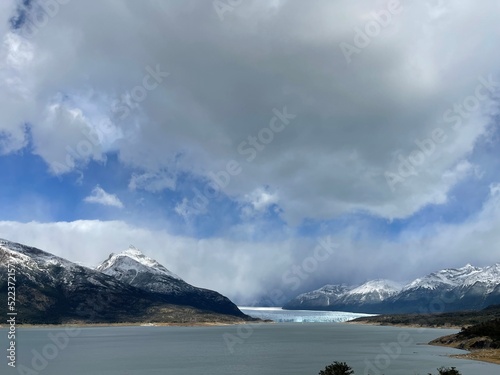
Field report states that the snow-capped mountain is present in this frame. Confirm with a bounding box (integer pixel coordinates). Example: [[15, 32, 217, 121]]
[[97, 246, 182, 281], [461, 264, 500, 293], [96, 246, 243, 315], [283, 264, 500, 314], [389, 264, 500, 313], [283, 280, 400, 312], [341, 279, 402, 304], [0, 238, 158, 323], [400, 264, 482, 292], [0, 239, 247, 323]]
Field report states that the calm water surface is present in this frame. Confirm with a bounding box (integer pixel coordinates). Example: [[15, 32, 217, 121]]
[[1, 324, 499, 375]]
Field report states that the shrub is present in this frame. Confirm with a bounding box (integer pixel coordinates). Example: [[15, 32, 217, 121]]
[[316, 361, 462, 375], [433, 367, 461, 375], [318, 361, 354, 375]]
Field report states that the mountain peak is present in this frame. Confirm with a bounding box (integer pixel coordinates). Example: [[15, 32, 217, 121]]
[[457, 263, 479, 272], [122, 245, 148, 258], [97, 247, 182, 281], [349, 279, 402, 293]]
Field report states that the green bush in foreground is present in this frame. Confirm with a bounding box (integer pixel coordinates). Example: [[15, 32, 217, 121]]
[[318, 362, 462, 375], [318, 361, 354, 375], [433, 367, 461, 375]]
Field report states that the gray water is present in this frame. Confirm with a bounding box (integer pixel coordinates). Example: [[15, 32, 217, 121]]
[[2, 324, 499, 375]]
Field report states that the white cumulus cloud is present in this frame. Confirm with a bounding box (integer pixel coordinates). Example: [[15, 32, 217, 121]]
[[84, 186, 124, 208]]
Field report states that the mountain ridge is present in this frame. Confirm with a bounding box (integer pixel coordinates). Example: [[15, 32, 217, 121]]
[[96, 245, 243, 315], [284, 263, 500, 314], [0, 238, 249, 324]]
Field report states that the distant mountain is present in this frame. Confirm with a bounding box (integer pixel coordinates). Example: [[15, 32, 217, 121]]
[[389, 264, 500, 313], [340, 279, 402, 305], [97, 246, 243, 316], [0, 239, 248, 324], [283, 280, 401, 313], [283, 265, 500, 314], [283, 284, 353, 309]]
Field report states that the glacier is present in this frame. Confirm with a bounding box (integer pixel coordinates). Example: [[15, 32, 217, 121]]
[[239, 307, 376, 323]]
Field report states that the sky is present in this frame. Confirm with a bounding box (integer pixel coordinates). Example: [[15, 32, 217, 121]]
[[0, 0, 500, 305]]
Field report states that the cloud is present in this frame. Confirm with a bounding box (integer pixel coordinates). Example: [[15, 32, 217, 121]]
[[0, 0, 499, 314], [0, 219, 296, 303], [0, 0, 499, 226], [129, 170, 176, 192], [84, 186, 124, 208], [240, 187, 279, 218], [174, 197, 203, 221], [245, 188, 278, 211], [2, 181, 500, 304]]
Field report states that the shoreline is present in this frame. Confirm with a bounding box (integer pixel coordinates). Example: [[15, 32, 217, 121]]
[[429, 341, 500, 366], [344, 319, 463, 330], [0, 320, 269, 329], [347, 320, 500, 367]]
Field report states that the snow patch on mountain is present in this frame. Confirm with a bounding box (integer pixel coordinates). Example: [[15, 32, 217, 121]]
[[289, 279, 402, 306], [96, 245, 182, 281], [460, 264, 500, 293], [401, 264, 491, 292], [285, 263, 500, 313], [344, 279, 402, 302], [0, 238, 80, 273]]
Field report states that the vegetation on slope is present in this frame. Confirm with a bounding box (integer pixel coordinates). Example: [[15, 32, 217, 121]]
[[350, 304, 500, 328], [430, 317, 500, 365], [316, 361, 462, 375]]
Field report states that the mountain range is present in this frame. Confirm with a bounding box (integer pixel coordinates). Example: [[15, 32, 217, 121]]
[[283, 264, 500, 314], [0, 238, 249, 324], [4, 237, 499, 320]]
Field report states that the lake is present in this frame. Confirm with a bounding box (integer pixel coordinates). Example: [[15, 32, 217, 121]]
[[2, 322, 499, 374]]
